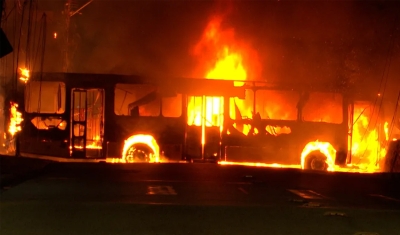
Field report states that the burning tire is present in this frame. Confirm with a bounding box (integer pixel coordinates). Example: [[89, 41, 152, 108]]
[[124, 143, 154, 163], [304, 150, 328, 171]]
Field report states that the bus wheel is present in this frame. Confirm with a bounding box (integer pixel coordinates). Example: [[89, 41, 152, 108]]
[[124, 143, 154, 163], [304, 151, 328, 171]]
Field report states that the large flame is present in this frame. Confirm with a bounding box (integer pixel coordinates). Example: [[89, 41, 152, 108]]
[[188, 16, 252, 129], [351, 105, 387, 172]]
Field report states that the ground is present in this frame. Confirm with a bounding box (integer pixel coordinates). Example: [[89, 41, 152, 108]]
[[1, 156, 400, 235]]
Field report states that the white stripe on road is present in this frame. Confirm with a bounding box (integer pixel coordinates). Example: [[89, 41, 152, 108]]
[[288, 189, 325, 200]]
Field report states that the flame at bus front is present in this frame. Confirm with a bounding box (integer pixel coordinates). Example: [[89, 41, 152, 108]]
[[351, 106, 387, 172]]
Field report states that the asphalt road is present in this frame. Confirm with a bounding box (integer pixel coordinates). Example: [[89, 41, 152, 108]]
[[1, 162, 400, 235]]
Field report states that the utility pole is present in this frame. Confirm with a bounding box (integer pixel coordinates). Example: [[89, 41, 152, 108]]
[[63, 0, 72, 72], [0, 0, 4, 21], [63, 0, 93, 72]]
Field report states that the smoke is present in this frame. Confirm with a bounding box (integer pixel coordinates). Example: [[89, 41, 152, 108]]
[[32, 0, 399, 92]]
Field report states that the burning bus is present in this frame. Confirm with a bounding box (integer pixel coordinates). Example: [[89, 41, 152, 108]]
[[2, 71, 366, 172], [1, 71, 397, 172]]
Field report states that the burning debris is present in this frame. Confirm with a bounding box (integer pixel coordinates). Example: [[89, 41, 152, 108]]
[[8, 102, 23, 137], [18, 68, 30, 83]]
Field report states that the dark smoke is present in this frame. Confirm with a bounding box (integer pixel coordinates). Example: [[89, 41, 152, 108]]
[[4, 0, 400, 97]]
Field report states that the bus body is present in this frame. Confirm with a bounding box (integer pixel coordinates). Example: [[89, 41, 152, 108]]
[[15, 73, 350, 170]]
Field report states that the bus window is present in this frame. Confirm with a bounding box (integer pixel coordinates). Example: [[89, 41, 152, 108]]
[[303, 92, 343, 124], [30, 116, 67, 130], [229, 89, 254, 120], [255, 90, 298, 120], [25, 81, 65, 114], [114, 84, 160, 117], [162, 94, 182, 117]]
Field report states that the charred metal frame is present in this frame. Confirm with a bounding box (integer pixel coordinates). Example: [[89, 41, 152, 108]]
[[14, 73, 351, 166]]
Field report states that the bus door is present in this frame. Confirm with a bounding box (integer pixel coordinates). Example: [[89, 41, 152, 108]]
[[71, 88, 104, 158], [186, 96, 224, 161]]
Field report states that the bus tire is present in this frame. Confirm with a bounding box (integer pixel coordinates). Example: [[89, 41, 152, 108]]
[[124, 143, 154, 163], [304, 150, 328, 171]]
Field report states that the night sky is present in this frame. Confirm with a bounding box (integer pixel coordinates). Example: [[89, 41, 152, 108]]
[[8, 0, 400, 101]]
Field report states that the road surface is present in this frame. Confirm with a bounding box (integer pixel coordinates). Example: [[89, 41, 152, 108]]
[[1, 162, 400, 235]]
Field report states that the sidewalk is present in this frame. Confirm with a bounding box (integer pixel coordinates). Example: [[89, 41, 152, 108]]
[[0, 155, 51, 188]]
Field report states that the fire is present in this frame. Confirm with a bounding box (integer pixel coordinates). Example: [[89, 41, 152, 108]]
[[19, 68, 30, 83], [351, 105, 386, 172], [188, 17, 250, 129], [206, 46, 247, 85], [301, 141, 336, 172], [8, 102, 23, 137], [189, 15, 261, 130], [384, 121, 389, 141], [219, 161, 300, 169], [122, 134, 160, 163]]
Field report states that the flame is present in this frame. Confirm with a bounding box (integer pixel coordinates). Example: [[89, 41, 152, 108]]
[[188, 16, 252, 129], [219, 161, 300, 168], [188, 15, 385, 174], [8, 102, 23, 137], [122, 134, 160, 163], [384, 121, 389, 141], [301, 141, 336, 172], [19, 68, 30, 83], [351, 105, 386, 172]]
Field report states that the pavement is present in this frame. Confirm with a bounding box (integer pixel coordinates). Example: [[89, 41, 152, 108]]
[[1, 162, 400, 235], [0, 154, 51, 189]]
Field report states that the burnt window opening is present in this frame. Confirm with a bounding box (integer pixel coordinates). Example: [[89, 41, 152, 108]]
[[255, 90, 298, 120], [25, 81, 66, 114], [302, 92, 343, 124], [30, 116, 67, 130], [229, 89, 254, 120], [114, 84, 182, 117], [228, 89, 343, 128]]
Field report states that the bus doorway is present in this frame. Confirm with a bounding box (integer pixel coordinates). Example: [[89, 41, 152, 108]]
[[70, 88, 104, 158], [186, 95, 224, 161]]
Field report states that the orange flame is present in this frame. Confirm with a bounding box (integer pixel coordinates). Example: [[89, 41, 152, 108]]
[[301, 141, 336, 171], [188, 17, 247, 129], [351, 105, 386, 172], [8, 102, 23, 137], [19, 68, 30, 83], [384, 121, 389, 141], [219, 161, 300, 169], [189, 16, 260, 130], [122, 134, 160, 162]]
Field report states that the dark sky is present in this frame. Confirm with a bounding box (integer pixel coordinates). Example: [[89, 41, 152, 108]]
[[36, 0, 400, 100]]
